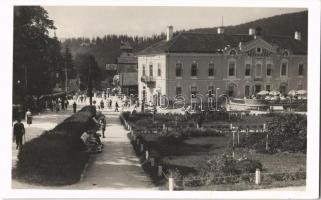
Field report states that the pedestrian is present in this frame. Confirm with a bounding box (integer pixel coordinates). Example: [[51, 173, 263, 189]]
[[100, 99, 104, 110], [73, 101, 77, 113], [109, 99, 112, 108], [13, 118, 25, 150], [100, 116, 107, 138], [115, 101, 119, 112], [64, 99, 69, 110], [25, 109, 32, 127]]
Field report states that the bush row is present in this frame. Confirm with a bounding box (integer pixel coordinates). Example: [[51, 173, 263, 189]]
[[15, 106, 96, 185]]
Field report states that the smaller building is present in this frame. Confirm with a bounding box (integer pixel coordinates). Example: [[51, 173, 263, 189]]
[[117, 41, 138, 96]]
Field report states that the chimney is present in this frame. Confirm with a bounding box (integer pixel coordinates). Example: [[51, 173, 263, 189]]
[[217, 27, 224, 34], [166, 26, 173, 41], [249, 28, 255, 36], [294, 31, 301, 41]]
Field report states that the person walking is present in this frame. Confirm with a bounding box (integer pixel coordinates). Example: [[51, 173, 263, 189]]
[[13, 119, 25, 150], [100, 116, 107, 138], [115, 101, 119, 112], [100, 99, 104, 110], [73, 101, 77, 113], [25, 109, 32, 127]]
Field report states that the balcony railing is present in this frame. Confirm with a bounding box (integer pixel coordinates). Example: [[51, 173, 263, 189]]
[[141, 75, 156, 87]]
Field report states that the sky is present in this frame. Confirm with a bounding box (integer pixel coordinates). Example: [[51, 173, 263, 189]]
[[43, 6, 307, 38]]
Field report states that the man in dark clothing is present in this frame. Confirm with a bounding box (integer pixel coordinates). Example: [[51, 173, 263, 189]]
[[13, 119, 25, 150], [73, 101, 77, 113], [100, 116, 107, 138], [115, 102, 119, 112]]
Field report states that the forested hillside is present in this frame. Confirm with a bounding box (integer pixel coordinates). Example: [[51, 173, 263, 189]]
[[61, 11, 307, 70]]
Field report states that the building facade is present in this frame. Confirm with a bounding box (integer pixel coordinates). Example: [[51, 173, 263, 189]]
[[137, 26, 307, 106], [117, 41, 138, 96]]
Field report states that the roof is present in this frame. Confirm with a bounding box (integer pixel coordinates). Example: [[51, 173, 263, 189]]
[[137, 32, 307, 55]]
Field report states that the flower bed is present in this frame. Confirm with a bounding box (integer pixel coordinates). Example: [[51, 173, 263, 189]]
[[14, 106, 96, 185]]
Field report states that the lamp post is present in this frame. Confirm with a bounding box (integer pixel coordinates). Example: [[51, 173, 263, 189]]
[[216, 88, 220, 111]]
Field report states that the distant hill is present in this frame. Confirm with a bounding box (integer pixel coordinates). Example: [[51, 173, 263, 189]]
[[62, 11, 307, 70], [190, 11, 307, 43]]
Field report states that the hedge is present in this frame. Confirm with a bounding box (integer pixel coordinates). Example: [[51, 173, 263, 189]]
[[15, 106, 96, 185]]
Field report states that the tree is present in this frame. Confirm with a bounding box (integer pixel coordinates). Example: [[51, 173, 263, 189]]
[[13, 6, 60, 101], [73, 53, 102, 92]]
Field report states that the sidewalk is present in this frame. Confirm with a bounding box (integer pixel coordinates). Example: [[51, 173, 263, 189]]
[[74, 110, 157, 190]]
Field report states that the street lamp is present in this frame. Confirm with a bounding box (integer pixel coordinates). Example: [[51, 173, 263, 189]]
[[216, 88, 220, 110]]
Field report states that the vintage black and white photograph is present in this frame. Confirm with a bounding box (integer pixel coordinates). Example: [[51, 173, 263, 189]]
[[6, 2, 319, 198]]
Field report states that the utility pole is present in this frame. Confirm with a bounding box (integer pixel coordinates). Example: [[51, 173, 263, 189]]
[[88, 59, 93, 106], [65, 59, 68, 92]]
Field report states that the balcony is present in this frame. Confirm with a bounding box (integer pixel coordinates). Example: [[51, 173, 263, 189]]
[[141, 75, 156, 87]]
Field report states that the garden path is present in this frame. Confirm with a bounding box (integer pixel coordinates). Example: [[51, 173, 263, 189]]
[[77, 108, 157, 190]]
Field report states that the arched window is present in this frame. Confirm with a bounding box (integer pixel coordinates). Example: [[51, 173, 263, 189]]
[[229, 49, 237, 56]]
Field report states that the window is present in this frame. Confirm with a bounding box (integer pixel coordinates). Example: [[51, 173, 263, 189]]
[[142, 64, 146, 76], [191, 86, 197, 97], [266, 64, 272, 77], [191, 63, 197, 77], [245, 64, 251, 76], [229, 50, 236, 56], [245, 85, 250, 97], [281, 62, 287, 76], [266, 85, 271, 92], [149, 64, 153, 77], [283, 51, 289, 57], [298, 64, 304, 76], [255, 63, 262, 77], [176, 63, 182, 77], [256, 47, 262, 54], [208, 63, 215, 77], [228, 61, 236, 76], [208, 86, 214, 97], [176, 87, 182, 96], [157, 63, 161, 77], [297, 84, 303, 90]]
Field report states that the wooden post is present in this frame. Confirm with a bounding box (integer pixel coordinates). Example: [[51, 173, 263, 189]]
[[158, 165, 163, 177], [232, 131, 235, 147], [230, 123, 233, 130], [237, 130, 240, 146], [163, 123, 166, 130], [197, 123, 199, 129], [255, 168, 261, 185], [265, 133, 268, 150], [169, 172, 174, 191], [263, 123, 266, 131]]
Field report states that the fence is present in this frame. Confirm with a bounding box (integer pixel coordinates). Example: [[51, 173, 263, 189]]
[[121, 114, 305, 191]]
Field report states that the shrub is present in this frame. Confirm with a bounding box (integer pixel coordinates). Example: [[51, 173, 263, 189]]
[[15, 106, 96, 185]]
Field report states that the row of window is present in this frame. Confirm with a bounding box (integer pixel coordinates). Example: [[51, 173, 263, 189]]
[[142, 62, 304, 78], [175, 83, 304, 96]]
